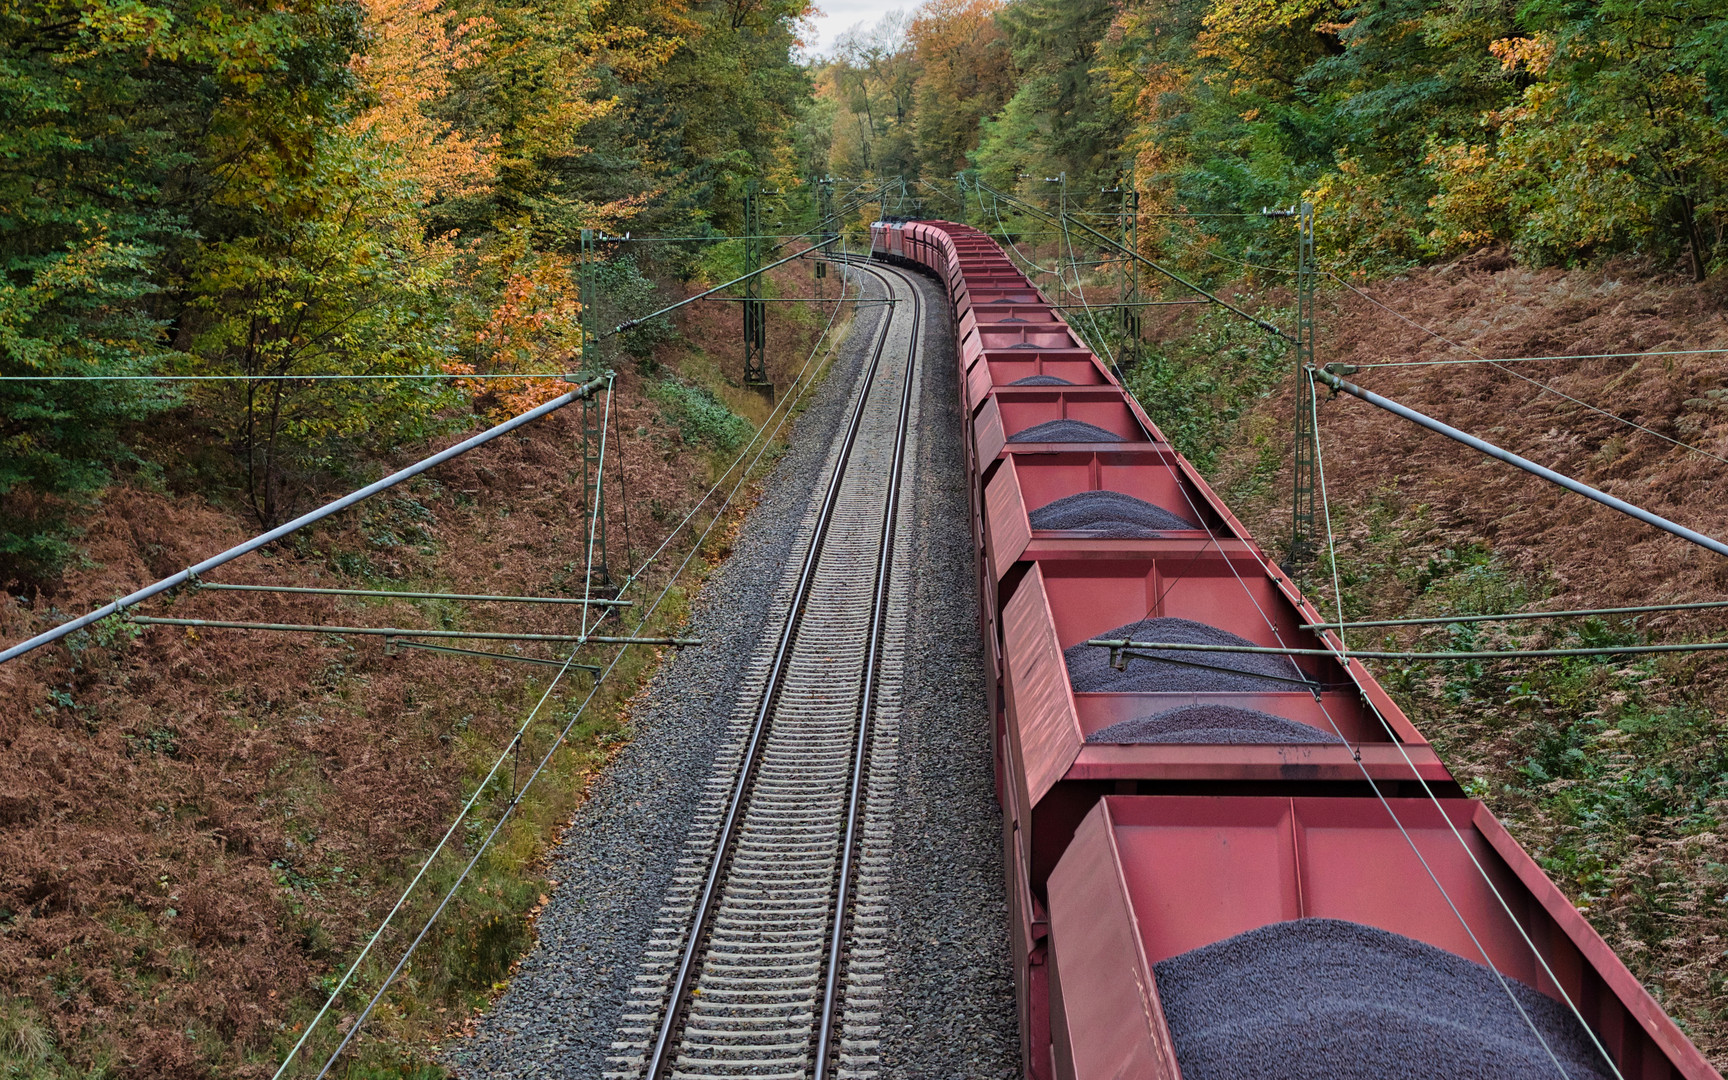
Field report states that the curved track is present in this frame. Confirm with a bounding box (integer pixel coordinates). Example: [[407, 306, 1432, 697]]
[[606, 258, 925, 1080]]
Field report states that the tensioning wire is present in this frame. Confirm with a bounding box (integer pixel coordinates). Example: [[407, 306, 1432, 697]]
[[0, 371, 581, 383], [1107, 363, 1606, 1080], [1326, 271, 1728, 467], [1359, 345, 1728, 367], [1302, 390, 1620, 1080]]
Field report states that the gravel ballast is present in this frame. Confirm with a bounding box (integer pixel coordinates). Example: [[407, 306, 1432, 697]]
[[1065, 617, 1305, 693], [1088, 704, 1341, 745], [448, 274, 887, 1079], [1007, 418, 1123, 443], [449, 265, 1019, 1078], [875, 267, 1019, 1078], [1028, 489, 1194, 535], [1007, 374, 1074, 386], [1154, 918, 1614, 1080]]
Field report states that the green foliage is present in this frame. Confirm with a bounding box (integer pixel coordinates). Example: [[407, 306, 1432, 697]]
[[594, 256, 677, 366], [832, 0, 1728, 279], [649, 378, 753, 452], [1122, 303, 1294, 471]]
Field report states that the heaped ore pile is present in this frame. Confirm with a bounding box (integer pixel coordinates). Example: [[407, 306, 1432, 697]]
[[1153, 918, 1613, 1080], [1064, 618, 1305, 693], [1087, 704, 1341, 745], [1028, 490, 1194, 536], [1007, 419, 1123, 443]]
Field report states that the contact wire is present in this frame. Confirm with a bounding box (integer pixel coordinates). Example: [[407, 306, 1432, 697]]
[[1308, 383, 1622, 1080]]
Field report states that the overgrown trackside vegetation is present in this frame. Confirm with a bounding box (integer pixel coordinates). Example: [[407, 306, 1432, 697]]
[[5, 0, 1728, 1072], [0, 0, 849, 1071]]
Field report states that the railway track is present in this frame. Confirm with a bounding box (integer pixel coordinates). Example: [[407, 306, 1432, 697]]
[[606, 258, 924, 1080]]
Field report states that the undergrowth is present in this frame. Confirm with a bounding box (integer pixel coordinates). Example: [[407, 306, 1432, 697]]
[[1122, 302, 1295, 473]]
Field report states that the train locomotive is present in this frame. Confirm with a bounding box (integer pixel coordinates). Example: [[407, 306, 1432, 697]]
[[870, 219, 1721, 1080]]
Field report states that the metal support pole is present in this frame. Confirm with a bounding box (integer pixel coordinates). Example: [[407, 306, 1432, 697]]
[[576, 233, 611, 592], [1119, 185, 1141, 367], [1312, 366, 1728, 559], [580, 228, 599, 367], [743, 183, 770, 386], [1291, 201, 1318, 565], [581, 384, 610, 590]]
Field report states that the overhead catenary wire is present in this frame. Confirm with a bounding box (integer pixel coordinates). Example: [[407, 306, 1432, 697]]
[[1298, 365, 1622, 1079], [124, 616, 697, 646], [1087, 637, 1728, 661], [1304, 598, 1728, 630], [192, 583, 632, 605], [0, 371, 591, 383], [602, 237, 841, 340], [1083, 249, 1612, 1077], [387, 640, 602, 670], [1312, 365, 1728, 559], [1358, 345, 1728, 367], [281, 254, 864, 1080], [977, 180, 1295, 344], [0, 375, 610, 666], [1110, 393, 1592, 1080]]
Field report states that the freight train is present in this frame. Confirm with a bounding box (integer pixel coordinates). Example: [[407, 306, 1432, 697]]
[[869, 218, 1721, 1080]]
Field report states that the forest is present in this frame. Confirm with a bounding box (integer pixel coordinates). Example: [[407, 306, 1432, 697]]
[[3, 0, 1727, 1074], [6, 0, 1725, 588]]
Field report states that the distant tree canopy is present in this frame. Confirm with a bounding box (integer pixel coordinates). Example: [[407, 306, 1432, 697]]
[[812, 0, 1728, 277], [0, 0, 813, 584]]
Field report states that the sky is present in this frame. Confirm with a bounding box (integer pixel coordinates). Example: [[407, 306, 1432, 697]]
[[800, 1, 907, 58]]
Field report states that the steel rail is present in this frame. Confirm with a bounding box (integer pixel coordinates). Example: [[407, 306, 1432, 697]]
[[812, 256, 920, 1079], [0, 375, 609, 666], [290, 258, 863, 1080], [1311, 366, 1728, 559], [192, 582, 631, 605], [642, 256, 916, 1079]]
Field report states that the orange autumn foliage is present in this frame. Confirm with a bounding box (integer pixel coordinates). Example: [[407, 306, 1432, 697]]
[[349, 0, 498, 200]]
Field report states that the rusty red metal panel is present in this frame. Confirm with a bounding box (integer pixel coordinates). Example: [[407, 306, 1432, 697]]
[[1002, 564, 1086, 807], [975, 395, 1007, 464], [1046, 800, 1179, 1080], [985, 456, 1033, 581], [966, 358, 994, 413], [1050, 795, 1723, 1080]]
